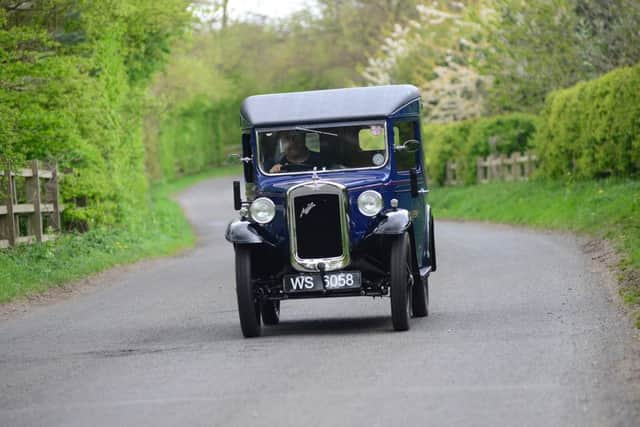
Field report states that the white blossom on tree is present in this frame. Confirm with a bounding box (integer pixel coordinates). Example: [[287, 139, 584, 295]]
[[362, 1, 492, 123]]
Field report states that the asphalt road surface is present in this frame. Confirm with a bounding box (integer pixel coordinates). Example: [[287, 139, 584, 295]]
[[1, 177, 639, 427]]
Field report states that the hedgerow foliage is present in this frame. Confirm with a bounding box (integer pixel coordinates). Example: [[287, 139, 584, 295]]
[[535, 63, 640, 179], [0, 0, 190, 228], [153, 98, 239, 181], [424, 113, 538, 185], [145, 27, 250, 183]]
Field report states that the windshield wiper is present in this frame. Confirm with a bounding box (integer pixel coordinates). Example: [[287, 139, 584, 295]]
[[295, 126, 338, 137]]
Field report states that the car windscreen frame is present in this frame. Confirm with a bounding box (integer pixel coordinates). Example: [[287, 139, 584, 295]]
[[255, 120, 390, 177]]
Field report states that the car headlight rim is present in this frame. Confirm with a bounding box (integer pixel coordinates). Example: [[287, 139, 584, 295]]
[[249, 197, 276, 224], [357, 190, 383, 217]]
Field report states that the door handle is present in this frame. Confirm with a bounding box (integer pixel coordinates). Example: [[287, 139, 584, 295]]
[[418, 188, 429, 194]]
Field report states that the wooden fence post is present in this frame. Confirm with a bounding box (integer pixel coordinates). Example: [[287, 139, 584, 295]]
[[502, 154, 510, 181], [499, 154, 507, 181], [509, 152, 519, 181], [5, 168, 16, 247], [0, 172, 6, 248], [446, 160, 459, 186], [529, 152, 538, 176], [26, 160, 43, 242], [50, 162, 61, 232], [520, 151, 528, 179], [489, 156, 498, 181]]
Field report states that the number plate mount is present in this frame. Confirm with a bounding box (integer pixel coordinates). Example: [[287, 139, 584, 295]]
[[283, 271, 362, 293]]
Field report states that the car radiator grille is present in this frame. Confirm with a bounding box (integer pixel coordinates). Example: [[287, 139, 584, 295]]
[[292, 194, 342, 259]]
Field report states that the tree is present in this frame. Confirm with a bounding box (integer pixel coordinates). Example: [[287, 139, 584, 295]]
[[479, 0, 640, 112], [362, 1, 490, 122]]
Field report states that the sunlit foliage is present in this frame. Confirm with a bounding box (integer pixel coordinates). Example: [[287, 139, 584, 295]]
[[0, 0, 191, 228]]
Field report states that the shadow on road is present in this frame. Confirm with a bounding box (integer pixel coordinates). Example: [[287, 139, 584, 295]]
[[263, 315, 392, 337]]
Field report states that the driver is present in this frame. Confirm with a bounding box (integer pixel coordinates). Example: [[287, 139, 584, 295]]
[[269, 132, 322, 173]]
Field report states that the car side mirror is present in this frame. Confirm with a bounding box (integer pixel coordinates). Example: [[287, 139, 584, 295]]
[[395, 139, 420, 153], [227, 154, 252, 164], [228, 154, 255, 183]]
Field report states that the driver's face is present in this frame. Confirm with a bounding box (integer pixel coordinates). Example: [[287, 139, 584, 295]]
[[285, 138, 306, 157]]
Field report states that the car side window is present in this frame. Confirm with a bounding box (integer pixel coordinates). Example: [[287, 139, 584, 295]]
[[393, 120, 420, 171]]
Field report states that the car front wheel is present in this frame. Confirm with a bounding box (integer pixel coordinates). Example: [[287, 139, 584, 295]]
[[261, 300, 280, 325], [390, 233, 411, 331], [412, 275, 429, 318], [235, 245, 262, 338]]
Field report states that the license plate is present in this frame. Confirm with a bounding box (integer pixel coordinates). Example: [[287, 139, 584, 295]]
[[283, 271, 362, 292]]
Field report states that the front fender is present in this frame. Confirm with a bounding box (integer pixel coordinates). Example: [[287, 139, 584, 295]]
[[372, 209, 411, 235], [225, 220, 265, 244]]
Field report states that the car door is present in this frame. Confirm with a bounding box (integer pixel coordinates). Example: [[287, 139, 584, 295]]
[[392, 119, 427, 268]]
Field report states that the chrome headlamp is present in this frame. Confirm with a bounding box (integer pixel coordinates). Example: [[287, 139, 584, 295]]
[[357, 190, 383, 217], [249, 197, 276, 224]]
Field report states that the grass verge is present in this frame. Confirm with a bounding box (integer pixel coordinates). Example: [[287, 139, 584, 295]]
[[429, 178, 640, 326], [0, 165, 240, 304]]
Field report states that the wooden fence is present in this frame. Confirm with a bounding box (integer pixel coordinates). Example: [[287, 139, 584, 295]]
[[445, 160, 461, 186], [445, 151, 538, 186], [0, 161, 62, 249]]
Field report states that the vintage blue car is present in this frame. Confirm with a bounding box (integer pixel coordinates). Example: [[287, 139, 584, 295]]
[[226, 84, 436, 337]]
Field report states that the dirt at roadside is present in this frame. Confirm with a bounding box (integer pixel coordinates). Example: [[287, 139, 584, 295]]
[[584, 238, 640, 332]]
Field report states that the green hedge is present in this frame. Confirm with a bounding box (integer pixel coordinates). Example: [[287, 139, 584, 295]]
[[423, 121, 472, 186], [0, 2, 189, 229], [424, 113, 538, 185], [150, 97, 240, 182], [535, 63, 640, 179]]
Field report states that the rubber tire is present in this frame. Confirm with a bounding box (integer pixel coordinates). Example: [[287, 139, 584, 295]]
[[429, 214, 437, 272], [412, 275, 429, 318], [390, 233, 411, 331], [261, 300, 280, 325], [235, 245, 262, 338]]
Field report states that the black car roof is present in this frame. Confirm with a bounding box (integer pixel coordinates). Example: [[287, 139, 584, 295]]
[[240, 84, 420, 128]]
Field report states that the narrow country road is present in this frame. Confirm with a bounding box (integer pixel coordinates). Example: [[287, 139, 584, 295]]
[[1, 177, 639, 427]]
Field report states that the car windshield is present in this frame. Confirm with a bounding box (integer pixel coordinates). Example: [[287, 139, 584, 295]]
[[257, 122, 387, 175]]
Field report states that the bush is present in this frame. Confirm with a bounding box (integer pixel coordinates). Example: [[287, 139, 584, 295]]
[[535, 63, 640, 179], [424, 121, 473, 186], [424, 114, 538, 185]]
